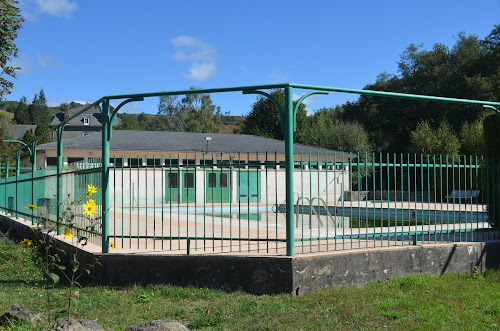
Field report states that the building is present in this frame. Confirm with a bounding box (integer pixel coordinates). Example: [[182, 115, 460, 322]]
[[49, 104, 122, 140], [33, 130, 352, 205]]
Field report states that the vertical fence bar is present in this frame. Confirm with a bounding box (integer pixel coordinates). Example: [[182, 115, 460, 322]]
[[100, 99, 110, 253], [284, 86, 294, 256]]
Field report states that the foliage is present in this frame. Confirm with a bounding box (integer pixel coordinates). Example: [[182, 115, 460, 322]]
[[460, 118, 486, 156], [18, 184, 103, 327], [155, 87, 222, 133], [409, 120, 460, 157], [238, 89, 308, 143], [34, 122, 52, 144], [341, 26, 500, 154], [0, 0, 24, 99], [21, 128, 34, 144], [483, 112, 500, 228], [14, 90, 50, 125]]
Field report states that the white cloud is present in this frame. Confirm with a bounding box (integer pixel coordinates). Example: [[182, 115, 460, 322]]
[[37, 55, 65, 68], [268, 72, 290, 84], [20, 0, 77, 21], [171, 36, 216, 81]]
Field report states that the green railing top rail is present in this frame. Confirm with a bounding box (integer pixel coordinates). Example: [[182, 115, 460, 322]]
[[4, 82, 500, 158]]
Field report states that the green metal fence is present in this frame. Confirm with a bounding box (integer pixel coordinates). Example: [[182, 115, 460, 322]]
[[0, 83, 498, 256]]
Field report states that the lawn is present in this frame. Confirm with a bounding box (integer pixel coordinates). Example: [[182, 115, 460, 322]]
[[0, 236, 499, 330]]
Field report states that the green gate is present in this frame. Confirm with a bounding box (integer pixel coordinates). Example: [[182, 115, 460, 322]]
[[237, 170, 260, 202], [206, 170, 230, 203], [165, 170, 180, 203]]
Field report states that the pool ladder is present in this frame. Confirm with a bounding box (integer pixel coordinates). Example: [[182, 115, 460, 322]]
[[295, 196, 341, 228]]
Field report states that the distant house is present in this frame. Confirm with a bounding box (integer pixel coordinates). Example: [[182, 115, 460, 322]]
[[9, 125, 37, 140], [49, 104, 121, 140]]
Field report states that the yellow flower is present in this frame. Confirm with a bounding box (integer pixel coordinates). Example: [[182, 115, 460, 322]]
[[83, 199, 97, 217], [20, 238, 32, 247], [26, 204, 38, 210], [87, 184, 98, 198], [62, 228, 74, 240], [110, 240, 116, 252]]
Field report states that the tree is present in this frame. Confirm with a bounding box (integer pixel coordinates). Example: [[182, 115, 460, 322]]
[[13, 96, 29, 124], [34, 122, 52, 144], [460, 119, 486, 156], [409, 120, 460, 157], [238, 89, 308, 143], [156, 87, 221, 133], [28, 89, 50, 125], [21, 128, 34, 144], [0, 0, 23, 99]]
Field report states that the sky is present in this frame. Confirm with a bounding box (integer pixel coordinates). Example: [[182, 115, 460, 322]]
[[7, 0, 500, 116]]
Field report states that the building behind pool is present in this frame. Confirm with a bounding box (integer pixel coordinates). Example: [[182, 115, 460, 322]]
[[21, 130, 352, 208]]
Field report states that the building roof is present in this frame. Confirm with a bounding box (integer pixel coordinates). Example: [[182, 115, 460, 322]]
[[50, 105, 121, 128], [37, 130, 352, 156], [9, 125, 37, 140]]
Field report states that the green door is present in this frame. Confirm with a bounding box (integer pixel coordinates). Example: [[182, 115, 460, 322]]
[[206, 170, 230, 203], [182, 170, 196, 203], [165, 170, 180, 203], [237, 171, 260, 202]]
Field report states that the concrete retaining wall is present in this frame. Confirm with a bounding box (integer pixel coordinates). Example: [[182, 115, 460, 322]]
[[1, 213, 499, 295]]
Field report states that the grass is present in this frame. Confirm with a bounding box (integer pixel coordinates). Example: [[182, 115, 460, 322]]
[[0, 236, 499, 330]]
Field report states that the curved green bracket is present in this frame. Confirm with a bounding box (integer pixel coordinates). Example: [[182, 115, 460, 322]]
[[3, 140, 33, 163], [292, 91, 328, 130], [243, 90, 285, 131], [108, 97, 144, 140], [483, 105, 500, 116]]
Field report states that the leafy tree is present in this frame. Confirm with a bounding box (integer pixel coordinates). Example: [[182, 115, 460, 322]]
[[157, 95, 186, 131], [460, 119, 486, 156], [28, 89, 50, 125], [156, 87, 221, 133], [0, 116, 13, 157], [115, 113, 141, 130], [13, 96, 29, 124], [238, 89, 308, 143], [341, 26, 500, 153], [0, 0, 23, 99], [409, 120, 460, 157], [34, 122, 52, 144], [21, 128, 34, 144]]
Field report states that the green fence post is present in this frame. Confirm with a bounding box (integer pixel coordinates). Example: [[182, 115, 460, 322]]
[[101, 98, 110, 253], [30, 141, 37, 225], [5, 157, 8, 213], [284, 86, 294, 256], [56, 126, 64, 235]]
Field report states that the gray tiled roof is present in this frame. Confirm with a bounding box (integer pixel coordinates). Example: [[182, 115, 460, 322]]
[[9, 125, 37, 140], [37, 130, 351, 156], [50, 105, 121, 128]]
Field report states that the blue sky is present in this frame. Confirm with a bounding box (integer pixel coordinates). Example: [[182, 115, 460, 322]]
[[8, 0, 500, 116]]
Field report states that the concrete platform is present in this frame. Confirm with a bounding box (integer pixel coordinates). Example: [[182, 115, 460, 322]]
[[2, 210, 500, 295]]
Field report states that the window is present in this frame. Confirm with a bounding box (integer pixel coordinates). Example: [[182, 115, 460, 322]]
[[83, 117, 90, 125], [67, 157, 84, 164], [109, 157, 123, 167], [220, 173, 228, 188], [47, 157, 57, 167], [128, 158, 142, 167], [208, 173, 216, 188], [182, 159, 196, 167], [184, 173, 195, 189], [146, 158, 162, 167], [164, 159, 179, 168], [167, 173, 178, 189]]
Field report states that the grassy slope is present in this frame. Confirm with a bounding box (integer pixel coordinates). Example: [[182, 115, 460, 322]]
[[0, 237, 499, 330]]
